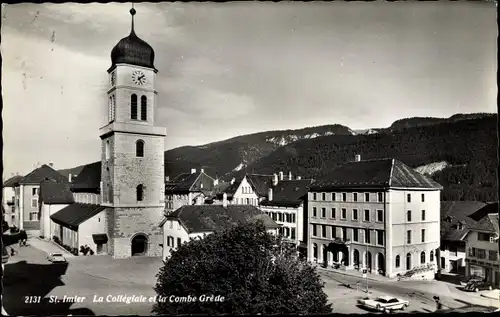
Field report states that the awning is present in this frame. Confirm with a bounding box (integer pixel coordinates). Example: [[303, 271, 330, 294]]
[[92, 234, 108, 244]]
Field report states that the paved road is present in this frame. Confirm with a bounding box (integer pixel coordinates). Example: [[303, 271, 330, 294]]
[[3, 245, 156, 316], [319, 270, 498, 314]]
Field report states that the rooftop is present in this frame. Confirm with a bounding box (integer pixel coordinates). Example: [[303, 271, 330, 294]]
[[310, 158, 443, 191], [161, 204, 280, 233], [261, 179, 314, 207], [50, 203, 106, 231]]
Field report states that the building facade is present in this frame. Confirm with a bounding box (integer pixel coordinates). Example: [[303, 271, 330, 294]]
[[14, 164, 67, 232], [2, 175, 22, 227], [39, 181, 75, 240], [438, 201, 487, 274], [307, 156, 442, 278], [217, 173, 279, 205], [260, 177, 313, 257], [464, 212, 499, 287], [99, 8, 167, 258], [165, 169, 216, 213]]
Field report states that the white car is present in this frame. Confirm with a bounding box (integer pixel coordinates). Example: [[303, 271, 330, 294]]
[[358, 295, 409, 312], [47, 253, 66, 263]]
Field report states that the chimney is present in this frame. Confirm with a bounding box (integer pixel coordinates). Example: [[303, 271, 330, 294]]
[[268, 188, 273, 201], [49, 162, 54, 168], [273, 173, 278, 186], [279, 171, 284, 181], [288, 171, 292, 180], [297, 176, 302, 180], [213, 178, 219, 186], [191, 168, 197, 174], [355, 154, 361, 162], [222, 193, 228, 208], [68, 173, 72, 183], [230, 178, 235, 185], [200, 168, 204, 173], [165, 176, 170, 182]]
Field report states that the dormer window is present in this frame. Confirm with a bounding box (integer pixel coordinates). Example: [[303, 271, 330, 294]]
[[445, 216, 452, 223], [457, 223, 463, 230]]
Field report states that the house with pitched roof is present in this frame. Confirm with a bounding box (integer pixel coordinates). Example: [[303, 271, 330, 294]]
[[39, 181, 75, 240], [260, 177, 314, 258], [2, 175, 23, 227], [13, 164, 68, 231], [307, 155, 443, 278], [47, 161, 109, 255], [165, 168, 217, 213], [159, 196, 280, 261], [463, 203, 499, 287], [438, 201, 487, 274], [215, 172, 296, 206]]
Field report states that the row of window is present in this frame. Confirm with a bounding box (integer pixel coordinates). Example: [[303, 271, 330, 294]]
[[233, 198, 258, 205], [313, 207, 385, 222], [469, 247, 498, 261], [241, 186, 254, 194], [406, 210, 427, 222], [166, 235, 182, 248], [265, 211, 296, 224], [477, 232, 494, 242], [279, 226, 296, 240], [311, 192, 426, 203], [109, 94, 148, 123], [311, 224, 385, 246], [312, 192, 384, 203], [395, 251, 434, 269], [406, 229, 426, 244]]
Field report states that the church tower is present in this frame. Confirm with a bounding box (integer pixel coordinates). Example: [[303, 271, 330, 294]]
[[100, 7, 167, 258]]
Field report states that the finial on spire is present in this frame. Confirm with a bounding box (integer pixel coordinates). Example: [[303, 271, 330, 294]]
[[130, 4, 136, 34]]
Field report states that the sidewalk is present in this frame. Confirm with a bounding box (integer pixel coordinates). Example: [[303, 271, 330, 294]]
[[315, 265, 397, 283], [482, 289, 500, 300], [28, 237, 74, 258]]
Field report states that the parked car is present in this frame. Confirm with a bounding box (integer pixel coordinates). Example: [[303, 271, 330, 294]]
[[460, 275, 483, 286], [464, 280, 493, 292], [47, 253, 66, 263], [358, 295, 409, 312]]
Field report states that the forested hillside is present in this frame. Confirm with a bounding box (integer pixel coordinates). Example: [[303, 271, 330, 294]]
[[236, 115, 497, 201]]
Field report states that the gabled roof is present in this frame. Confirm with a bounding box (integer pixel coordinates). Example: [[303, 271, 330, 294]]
[[50, 203, 105, 231], [19, 164, 67, 185], [3, 175, 23, 187], [440, 201, 487, 241], [310, 158, 443, 191], [469, 213, 499, 234], [165, 171, 215, 194], [246, 174, 274, 197], [468, 202, 498, 222], [40, 181, 75, 205], [222, 178, 244, 197], [70, 162, 101, 193], [161, 205, 280, 233], [261, 179, 315, 207]]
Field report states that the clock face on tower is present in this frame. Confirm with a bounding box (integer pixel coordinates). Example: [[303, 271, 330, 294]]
[[132, 70, 147, 86]]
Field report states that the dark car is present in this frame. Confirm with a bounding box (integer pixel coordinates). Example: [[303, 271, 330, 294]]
[[460, 275, 483, 286], [464, 280, 493, 292]]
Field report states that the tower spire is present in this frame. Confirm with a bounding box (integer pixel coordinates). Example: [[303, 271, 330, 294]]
[[130, 4, 136, 35]]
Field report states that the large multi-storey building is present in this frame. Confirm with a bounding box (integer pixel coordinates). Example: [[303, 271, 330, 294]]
[[307, 155, 442, 278], [2, 175, 23, 227]]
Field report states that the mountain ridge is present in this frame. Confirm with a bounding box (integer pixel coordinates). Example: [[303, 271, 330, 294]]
[[57, 112, 497, 201]]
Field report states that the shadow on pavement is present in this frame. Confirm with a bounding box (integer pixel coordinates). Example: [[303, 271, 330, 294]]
[[436, 273, 462, 286], [3, 260, 95, 316]]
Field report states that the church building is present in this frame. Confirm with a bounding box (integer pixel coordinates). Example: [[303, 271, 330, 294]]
[[100, 7, 167, 258]]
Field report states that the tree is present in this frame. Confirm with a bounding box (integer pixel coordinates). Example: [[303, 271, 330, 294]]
[[152, 221, 332, 315]]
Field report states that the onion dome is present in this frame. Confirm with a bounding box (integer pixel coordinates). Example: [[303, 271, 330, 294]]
[[108, 7, 156, 72]]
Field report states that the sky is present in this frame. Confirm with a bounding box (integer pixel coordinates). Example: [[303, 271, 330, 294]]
[[2, 1, 497, 177]]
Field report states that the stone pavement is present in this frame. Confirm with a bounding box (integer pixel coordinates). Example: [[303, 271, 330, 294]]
[[27, 236, 74, 258]]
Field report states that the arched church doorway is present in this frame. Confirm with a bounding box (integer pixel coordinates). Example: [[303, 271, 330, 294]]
[[131, 233, 148, 256]]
